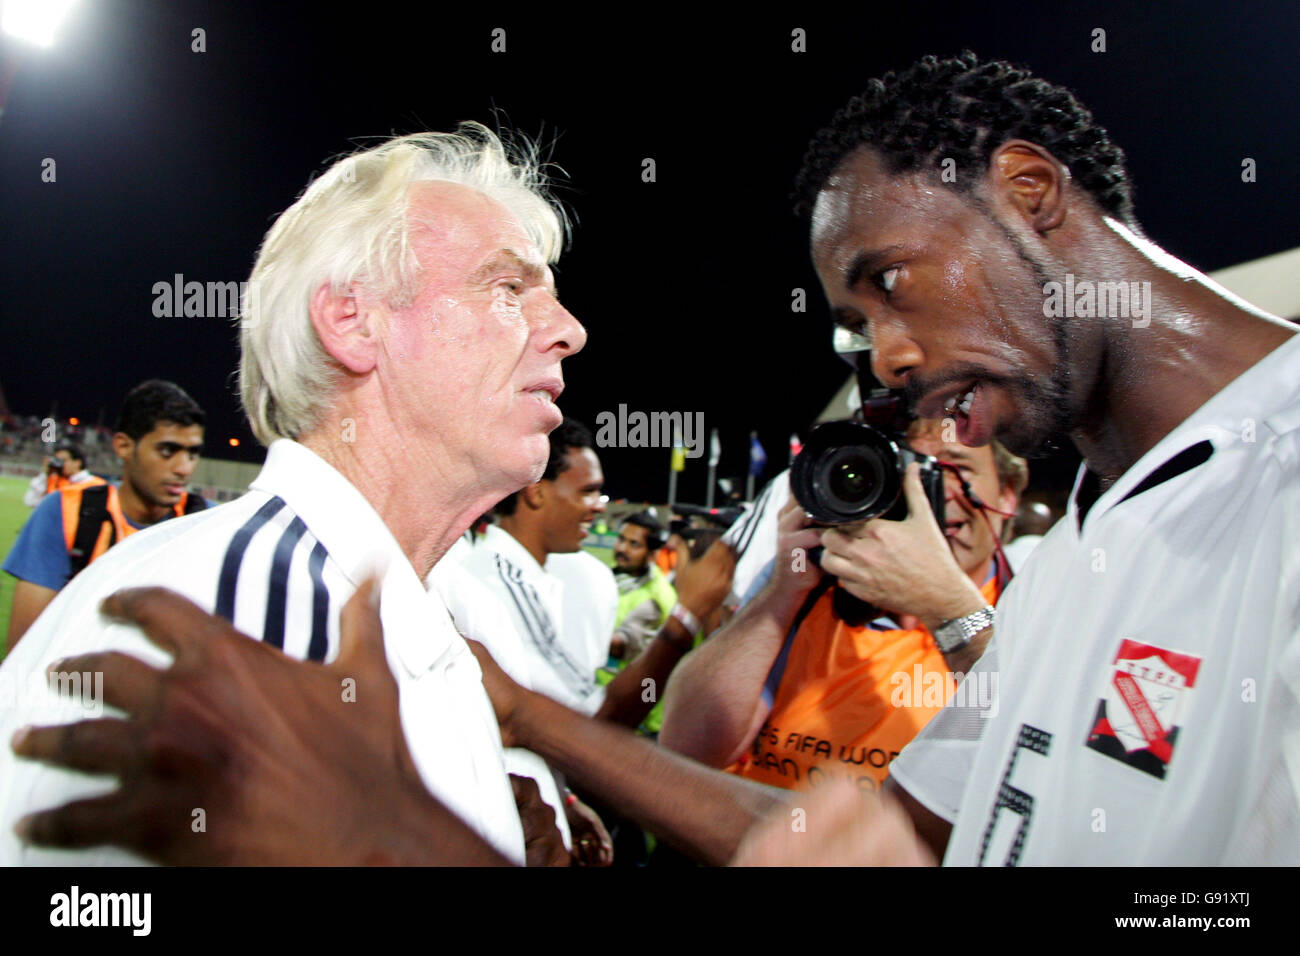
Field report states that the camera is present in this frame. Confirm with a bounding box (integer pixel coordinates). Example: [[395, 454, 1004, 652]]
[[790, 335, 945, 527], [669, 503, 742, 559], [785, 337, 951, 626], [670, 503, 743, 534], [790, 398, 945, 527]]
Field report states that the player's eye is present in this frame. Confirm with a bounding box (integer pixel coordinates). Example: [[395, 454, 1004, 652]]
[[875, 267, 900, 294]]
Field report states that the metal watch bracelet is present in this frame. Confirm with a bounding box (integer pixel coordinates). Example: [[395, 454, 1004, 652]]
[[932, 604, 995, 653]]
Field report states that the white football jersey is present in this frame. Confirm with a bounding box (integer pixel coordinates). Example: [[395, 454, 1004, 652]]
[[459, 525, 616, 716], [894, 332, 1300, 865]]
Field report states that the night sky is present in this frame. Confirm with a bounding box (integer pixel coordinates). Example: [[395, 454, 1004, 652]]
[[2, 1, 1297, 504]]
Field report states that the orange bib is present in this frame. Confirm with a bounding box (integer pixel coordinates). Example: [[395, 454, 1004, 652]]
[[730, 575, 1000, 793]]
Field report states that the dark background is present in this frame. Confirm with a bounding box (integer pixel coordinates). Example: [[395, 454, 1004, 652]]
[[2, 1, 1297, 504]]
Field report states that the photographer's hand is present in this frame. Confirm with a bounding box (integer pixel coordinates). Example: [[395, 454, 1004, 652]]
[[768, 495, 828, 600], [819, 464, 986, 635]]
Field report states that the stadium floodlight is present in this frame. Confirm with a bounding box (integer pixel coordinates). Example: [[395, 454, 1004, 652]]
[[2, 0, 78, 49]]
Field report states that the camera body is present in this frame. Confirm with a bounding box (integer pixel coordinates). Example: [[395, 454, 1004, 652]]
[[669, 503, 741, 559]]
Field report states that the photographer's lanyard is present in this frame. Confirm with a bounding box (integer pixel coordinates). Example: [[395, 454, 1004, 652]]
[[757, 552, 1006, 709], [760, 576, 836, 709]]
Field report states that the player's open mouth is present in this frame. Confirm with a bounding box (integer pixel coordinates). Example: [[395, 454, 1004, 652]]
[[945, 386, 975, 417], [942, 382, 993, 446]]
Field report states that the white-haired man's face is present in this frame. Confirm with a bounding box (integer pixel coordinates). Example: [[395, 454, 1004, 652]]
[[376, 181, 586, 489]]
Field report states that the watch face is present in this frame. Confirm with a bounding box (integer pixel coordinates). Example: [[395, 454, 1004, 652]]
[[935, 624, 969, 653], [935, 607, 993, 651]]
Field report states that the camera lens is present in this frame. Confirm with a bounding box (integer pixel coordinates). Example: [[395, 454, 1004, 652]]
[[820, 447, 886, 514], [790, 420, 904, 524], [832, 460, 866, 499]]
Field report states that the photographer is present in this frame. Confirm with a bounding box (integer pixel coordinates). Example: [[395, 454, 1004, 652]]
[[658, 418, 1027, 794], [21, 442, 99, 508]]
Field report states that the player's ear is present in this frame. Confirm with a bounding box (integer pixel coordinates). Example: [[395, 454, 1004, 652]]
[[522, 481, 546, 511], [309, 281, 379, 375], [987, 140, 1069, 233]]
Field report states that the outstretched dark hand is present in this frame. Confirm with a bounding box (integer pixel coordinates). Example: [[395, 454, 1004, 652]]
[[11, 580, 509, 865]]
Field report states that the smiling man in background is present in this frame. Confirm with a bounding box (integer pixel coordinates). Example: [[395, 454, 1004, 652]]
[[468, 418, 618, 719]]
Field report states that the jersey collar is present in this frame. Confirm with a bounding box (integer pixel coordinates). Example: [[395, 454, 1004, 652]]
[[481, 524, 547, 578], [248, 439, 451, 676], [1070, 331, 1300, 532]]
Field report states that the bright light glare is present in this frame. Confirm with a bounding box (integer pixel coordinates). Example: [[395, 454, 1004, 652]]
[[2, 0, 78, 49]]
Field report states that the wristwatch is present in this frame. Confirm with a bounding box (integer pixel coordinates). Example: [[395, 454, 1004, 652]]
[[932, 605, 995, 653]]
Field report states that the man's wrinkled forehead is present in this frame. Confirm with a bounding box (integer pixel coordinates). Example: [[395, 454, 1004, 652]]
[[405, 180, 541, 268]]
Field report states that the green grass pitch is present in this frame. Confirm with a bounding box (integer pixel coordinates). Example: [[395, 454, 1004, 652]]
[[0, 475, 34, 661]]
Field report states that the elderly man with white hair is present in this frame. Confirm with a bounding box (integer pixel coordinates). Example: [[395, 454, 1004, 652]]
[[0, 125, 586, 865]]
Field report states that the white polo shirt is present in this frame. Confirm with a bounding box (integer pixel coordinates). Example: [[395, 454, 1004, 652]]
[[458, 525, 616, 716], [892, 331, 1300, 865], [0, 439, 526, 865]]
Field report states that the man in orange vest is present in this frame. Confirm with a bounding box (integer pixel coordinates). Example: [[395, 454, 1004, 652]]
[[21, 443, 103, 508], [3, 380, 208, 648]]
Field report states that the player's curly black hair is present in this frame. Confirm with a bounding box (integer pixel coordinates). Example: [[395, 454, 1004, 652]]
[[793, 51, 1135, 225]]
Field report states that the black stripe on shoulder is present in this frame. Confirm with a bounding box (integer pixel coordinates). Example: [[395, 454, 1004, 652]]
[[1119, 440, 1214, 504], [262, 515, 309, 650], [215, 497, 287, 623], [733, 480, 774, 556], [495, 554, 544, 641], [305, 540, 330, 662]]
